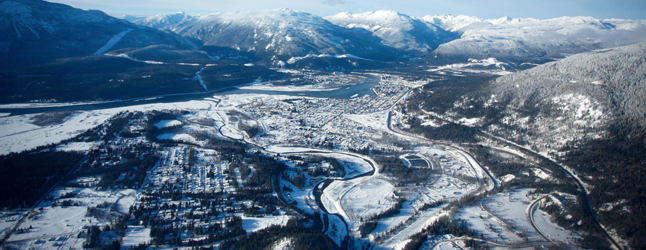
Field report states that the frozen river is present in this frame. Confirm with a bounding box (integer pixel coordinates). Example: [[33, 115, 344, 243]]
[[0, 75, 378, 117]]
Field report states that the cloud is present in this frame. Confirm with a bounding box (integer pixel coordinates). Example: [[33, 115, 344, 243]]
[[322, 0, 346, 6]]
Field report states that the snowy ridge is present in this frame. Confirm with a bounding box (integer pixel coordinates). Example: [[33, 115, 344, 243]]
[[325, 10, 455, 53], [137, 8, 399, 64], [134, 11, 191, 30], [425, 14, 646, 61], [134, 8, 646, 65]]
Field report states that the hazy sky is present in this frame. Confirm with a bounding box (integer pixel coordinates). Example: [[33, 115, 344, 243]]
[[48, 0, 646, 19]]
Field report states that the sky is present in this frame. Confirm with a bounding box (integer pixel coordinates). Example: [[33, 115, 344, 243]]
[[47, 0, 646, 20]]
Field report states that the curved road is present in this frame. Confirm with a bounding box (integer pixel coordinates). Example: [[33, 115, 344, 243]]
[[418, 106, 623, 250], [386, 111, 498, 191], [526, 195, 561, 248]]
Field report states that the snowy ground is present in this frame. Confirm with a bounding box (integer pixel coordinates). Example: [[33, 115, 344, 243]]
[[455, 189, 579, 248], [0, 100, 210, 155], [121, 226, 151, 248], [240, 213, 292, 232], [238, 83, 341, 92], [4, 187, 135, 249]]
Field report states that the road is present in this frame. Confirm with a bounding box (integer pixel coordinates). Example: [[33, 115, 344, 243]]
[[526, 195, 561, 248], [386, 111, 498, 192], [420, 107, 623, 250]]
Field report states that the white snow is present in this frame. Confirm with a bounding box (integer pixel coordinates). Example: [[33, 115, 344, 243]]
[[121, 226, 151, 248], [93, 29, 134, 55], [325, 10, 434, 52], [279, 178, 318, 215], [5, 187, 136, 249], [115, 189, 137, 214], [196, 67, 208, 91], [426, 14, 646, 59], [458, 188, 578, 246], [0, 100, 210, 155], [241, 214, 291, 232], [287, 54, 376, 64], [501, 174, 516, 183], [532, 168, 551, 180], [531, 202, 579, 244], [0, 112, 112, 155], [344, 110, 390, 132], [428, 58, 511, 75], [271, 238, 293, 250], [157, 133, 198, 144], [154, 119, 182, 129], [109, 53, 166, 65], [457, 117, 483, 126], [457, 203, 524, 244], [238, 84, 341, 92], [56, 141, 96, 152]]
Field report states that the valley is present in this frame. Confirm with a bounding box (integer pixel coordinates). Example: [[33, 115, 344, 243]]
[[1, 1, 645, 249], [0, 69, 614, 249]]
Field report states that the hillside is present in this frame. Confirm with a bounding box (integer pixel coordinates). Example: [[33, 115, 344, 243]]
[[325, 10, 458, 55], [424, 15, 646, 63], [137, 9, 646, 67], [477, 43, 646, 151], [414, 43, 646, 248], [0, 0, 196, 68], [138, 9, 401, 65]]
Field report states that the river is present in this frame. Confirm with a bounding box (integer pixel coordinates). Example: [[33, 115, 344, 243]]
[[0, 75, 378, 117]]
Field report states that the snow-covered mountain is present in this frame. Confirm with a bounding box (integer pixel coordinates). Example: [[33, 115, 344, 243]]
[[138, 8, 399, 65], [441, 42, 646, 158], [134, 11, 191, 30], [0, 0, 196, 68], [423, 14, 646, 62], [136, 9, 646, 66], [438, 42, 646, 248], [3, 1, 646, 68], [325, 10, 457, 55]]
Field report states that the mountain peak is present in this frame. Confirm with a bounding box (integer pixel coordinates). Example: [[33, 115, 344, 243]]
[[325, 10, 457, 53], [134, 11, 192, 30], [327, 10, 409, 22]]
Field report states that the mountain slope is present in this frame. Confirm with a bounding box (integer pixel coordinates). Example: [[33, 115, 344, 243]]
[[135, 9, 646, 66], [422, 43, 646, 249], [423, 14, 646, 63], [325, 10, 457, 55], [0, 0, 196, 68], [136, 9, 400, 65]]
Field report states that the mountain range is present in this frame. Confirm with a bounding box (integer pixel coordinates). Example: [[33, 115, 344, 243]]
[[1, 0, 644, 70], [136, 8, 646, 65]]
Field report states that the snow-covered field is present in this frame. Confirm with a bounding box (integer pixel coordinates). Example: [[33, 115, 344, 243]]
[[121, 226, 151, 248], [0, 100, 211, 155], [241, 213, 292, 232], [4, 187, 136, 249], [455, 189, 580, 248], [238, 83, 341, 92], [56, 141, 97, 152]]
